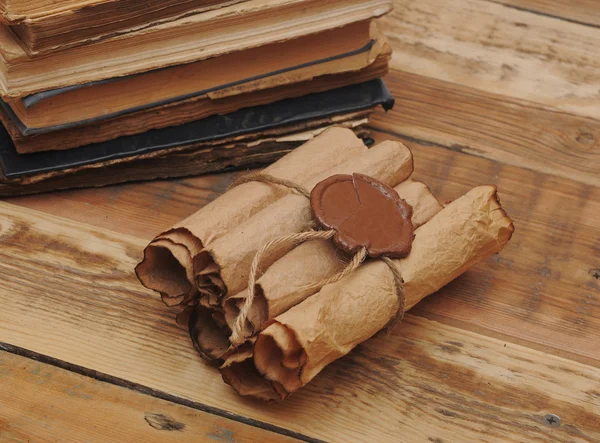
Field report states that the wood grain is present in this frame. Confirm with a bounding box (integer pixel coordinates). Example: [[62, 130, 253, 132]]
[[0, 351, 299, 443], [378, 0, 600, 119], [9, 129, 600, 366], [485, 0, 600, 27], [373, 132, 600, 366], [0, 197, 598, 442], [7, 173, 235, 240], [370, 71, 600, 186], [0, 2, 597, 441]]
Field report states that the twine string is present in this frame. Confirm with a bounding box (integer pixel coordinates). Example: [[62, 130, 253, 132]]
[[230, 229, 336, 345], [298, 246, 368, 294], [229, 173, 406, 345], [230, 172, 311, 198], [381, 256, 406, 332]]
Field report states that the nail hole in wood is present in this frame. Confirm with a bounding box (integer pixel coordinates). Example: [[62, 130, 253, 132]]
[[144, 413, 186, 431]]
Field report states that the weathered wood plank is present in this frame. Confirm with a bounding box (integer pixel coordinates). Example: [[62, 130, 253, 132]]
[[7, 173, 234, 240], [373, 131, 600, 366], [0, 351, 299, 443], [7, 131, 600, 366], [486, 0, 600, 27], [379, 0, 600, 119], [0, 179, 598, 441], [370, 71, 600, 186]]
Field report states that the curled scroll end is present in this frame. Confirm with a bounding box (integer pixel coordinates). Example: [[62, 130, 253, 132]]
[[188, 304, 231, 363], [490, 185, 516, 241], [219, 339, 287, 402], [135, 240, 191, 302], [220, 357, 286, 402], [254, 322, 306, 396], [135, 227, 203, 306], [310, 173, 414, 258]]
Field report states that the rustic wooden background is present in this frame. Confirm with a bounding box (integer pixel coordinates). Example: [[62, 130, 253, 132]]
[[1, 0, 599, 442]]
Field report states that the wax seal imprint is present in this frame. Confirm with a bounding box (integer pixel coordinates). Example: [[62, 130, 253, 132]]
[[310, 173, 414, 258]]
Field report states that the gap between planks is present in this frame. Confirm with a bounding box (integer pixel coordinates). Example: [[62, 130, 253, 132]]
[[0, 344, 319, 443], [484, 0, 600, 28], [0, 349, 307, 443], [378, 0, 600, 120], [370, 70, 600, 187], [4, 132, 599, 369], [372, 130, 600, 367], [0, 194, 598, 441]]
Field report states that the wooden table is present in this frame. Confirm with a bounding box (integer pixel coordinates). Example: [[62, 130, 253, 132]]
[[1, 1, 599, 442]]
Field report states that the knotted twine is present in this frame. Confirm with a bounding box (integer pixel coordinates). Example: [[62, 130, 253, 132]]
[[228, 172, 406, 345]]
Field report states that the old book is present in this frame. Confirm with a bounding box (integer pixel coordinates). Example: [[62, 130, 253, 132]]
[[0, 0, 244, 55], [1, 50, 391, 153], [1, 79, 392, 182], [0, 121, 370, 197], [5, 21, 381, 133], [0, 79, 394, 195], [0, 0, 392, 98]]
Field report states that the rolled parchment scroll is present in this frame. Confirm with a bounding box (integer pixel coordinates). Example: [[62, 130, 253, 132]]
[[222, 180, 443, 342], [222, 185, 514, 401], [191, 179, 442, 360], [136, 127, 367, 306], [135, 130, 514, 402], [192, 139, 413, 308]]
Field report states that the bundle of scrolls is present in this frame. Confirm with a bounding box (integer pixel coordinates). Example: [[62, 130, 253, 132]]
[[136, 127, 514, 401]]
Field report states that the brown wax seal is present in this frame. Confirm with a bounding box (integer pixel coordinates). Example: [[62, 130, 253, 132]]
[[310, 173, 414, 258]]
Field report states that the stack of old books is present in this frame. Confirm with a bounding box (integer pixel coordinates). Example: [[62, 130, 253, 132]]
[[0, 0, 395, 195]]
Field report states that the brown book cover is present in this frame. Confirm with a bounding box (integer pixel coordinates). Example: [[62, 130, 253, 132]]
[[1, 48, 390, 153], [0, 0, 392, 98], [0, 79, 394, 195], [7, 21, 380, 132], [1, 0, 244, 55]]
